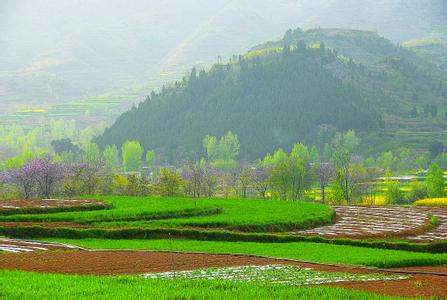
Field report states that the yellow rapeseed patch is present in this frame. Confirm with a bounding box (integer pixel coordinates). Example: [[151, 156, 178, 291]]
[[362, 195, 388, 206], [17, 108, 46, 113], [414, 198, 447, 207]]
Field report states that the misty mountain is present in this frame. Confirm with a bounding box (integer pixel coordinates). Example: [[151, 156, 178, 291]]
[[1, 0, 446, 123]]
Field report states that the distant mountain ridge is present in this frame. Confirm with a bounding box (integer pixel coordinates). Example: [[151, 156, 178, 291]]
[[1, 0, 446, 125]]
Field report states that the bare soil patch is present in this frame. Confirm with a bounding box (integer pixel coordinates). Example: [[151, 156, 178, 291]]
[[0, 199, 107, 211], [0, 250, 371, 275], [328, 274, 447, 298]]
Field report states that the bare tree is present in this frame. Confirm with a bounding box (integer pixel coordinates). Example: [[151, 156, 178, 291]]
[[252, 166, 271, 199], [182, 160, 206, 198], [315, 162, 334, 204], [202, 167, 219, 197], [238, 166, 254, 198]]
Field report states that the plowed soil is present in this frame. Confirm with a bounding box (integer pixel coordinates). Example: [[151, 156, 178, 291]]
[[0, 250, 370, 275], [1, 250, 446, 297], [329, 274, 447, 298]]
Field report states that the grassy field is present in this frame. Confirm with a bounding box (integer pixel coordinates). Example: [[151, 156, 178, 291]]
[[0, 270, 400, 300], [0, 197, 334, 232], [0, 197, 218, 223], [44, 238, 447, 268]]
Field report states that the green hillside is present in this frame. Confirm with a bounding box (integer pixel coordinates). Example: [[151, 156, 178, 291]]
[[96, 28, 447, 161], [403, 38, 447, 71]]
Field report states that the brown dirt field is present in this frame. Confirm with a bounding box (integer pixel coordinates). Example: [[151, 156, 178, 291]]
[[328, 274, 447, 298], [393, 265, 447, 274], [1, 250, 447, 297], [0, 199, 106, 210], [0, 250, 372, 275]]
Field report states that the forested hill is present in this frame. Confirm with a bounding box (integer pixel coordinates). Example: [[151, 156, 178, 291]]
[[96, 29, 447, 162], [95, 31, 381, 161]]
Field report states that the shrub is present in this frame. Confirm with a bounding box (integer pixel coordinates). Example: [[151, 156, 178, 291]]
[[407, 179, 427, 203], [429, 215, 440, 227]]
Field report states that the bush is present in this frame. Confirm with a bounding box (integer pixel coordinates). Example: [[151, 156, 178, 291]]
[[0, 182, 21, 200], [429, 215, 440, 227], [407, 180, 427, 203]]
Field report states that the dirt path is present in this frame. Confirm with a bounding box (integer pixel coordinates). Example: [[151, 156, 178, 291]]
[[1, 249, 447, 297], [392, 265, 447, 274], [0, 222, 87, 228]]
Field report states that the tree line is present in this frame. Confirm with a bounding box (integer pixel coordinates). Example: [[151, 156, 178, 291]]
[[2, 129, 444, 204]]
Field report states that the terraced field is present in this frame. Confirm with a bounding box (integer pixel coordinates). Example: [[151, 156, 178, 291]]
[[0, 199, 108, 215], [1, 196, 447, 298], [293, 206, 429, 239], [0, 238, 81, 253], [1, 240, 446, 298], [408, 207, 447, 242], [0, 197, 334, 232]]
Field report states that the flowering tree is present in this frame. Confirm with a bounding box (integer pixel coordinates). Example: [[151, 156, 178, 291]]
[[0, 157, 66, 199], [0, 163, 37, 199], [28, 158, 66, 198]]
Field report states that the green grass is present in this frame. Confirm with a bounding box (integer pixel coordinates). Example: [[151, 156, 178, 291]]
[[0, 270, 400, 299], [0, 197, 218, 224], [0, 196, 334, 232], [44, 238, 447, 268]]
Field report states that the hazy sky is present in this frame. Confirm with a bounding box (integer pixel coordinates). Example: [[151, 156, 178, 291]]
[[1, 0, 445, 112]]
